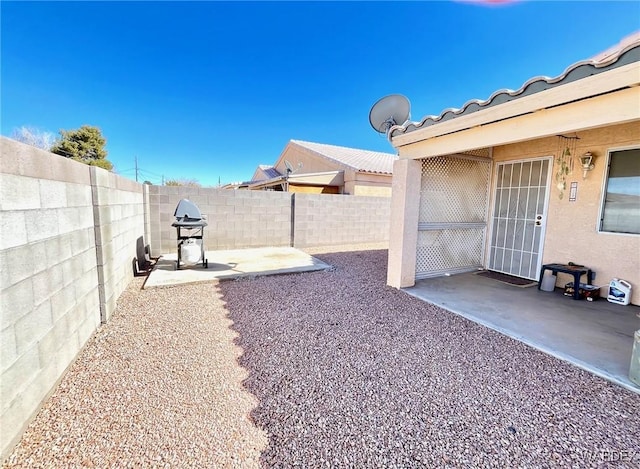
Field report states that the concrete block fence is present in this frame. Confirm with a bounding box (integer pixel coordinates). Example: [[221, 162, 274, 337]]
[[148, 186, 292, 255], [0, 138, 144, 460], [0, 136, 390, 461], [147, 187, 390, 255], [292, 193, 391, 248]]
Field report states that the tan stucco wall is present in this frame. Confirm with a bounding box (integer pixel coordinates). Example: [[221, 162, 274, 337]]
[[289, 184, 339, 194], [274, 145, 339, 175], [345, 171, 392, 197], [353, 185, 392, 197], [492, 121, 640, 304], [387, 159, 422, 288], [252, 167, 273, 181], [277, 144, 393, 196]]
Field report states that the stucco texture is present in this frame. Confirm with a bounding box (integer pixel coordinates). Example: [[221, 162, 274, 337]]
[[492, 122, 640, 304]]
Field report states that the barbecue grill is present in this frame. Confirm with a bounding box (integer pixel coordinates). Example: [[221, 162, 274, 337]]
[[171, 199, 208, 270]]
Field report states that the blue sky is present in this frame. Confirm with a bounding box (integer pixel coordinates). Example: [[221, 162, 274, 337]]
[[2, 1, 639, 186]]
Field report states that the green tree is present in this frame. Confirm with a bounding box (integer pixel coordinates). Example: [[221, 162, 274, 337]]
[[51, 125, 113, 170]]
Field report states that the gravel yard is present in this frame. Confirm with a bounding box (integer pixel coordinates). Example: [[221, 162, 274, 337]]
[[4, 248, 640, 467]]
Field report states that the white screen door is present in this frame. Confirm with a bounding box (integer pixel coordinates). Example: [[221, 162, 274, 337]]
[[488, 158, 551, 280]]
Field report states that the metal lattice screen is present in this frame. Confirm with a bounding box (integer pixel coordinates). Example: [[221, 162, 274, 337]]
[[416, 229, 486, 274], [416, 154, 491, 279]]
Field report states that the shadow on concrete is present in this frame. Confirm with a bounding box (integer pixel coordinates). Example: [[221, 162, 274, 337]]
[[405, 271, 640, 392], [144, 247, 331, 289]]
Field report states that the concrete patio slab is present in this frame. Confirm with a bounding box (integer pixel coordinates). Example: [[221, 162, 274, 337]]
[[405, 272, 640, 393], [144, 246, 331, 289]]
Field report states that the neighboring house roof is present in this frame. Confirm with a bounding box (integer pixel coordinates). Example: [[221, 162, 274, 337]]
[[257, 165, 281, 179], [290, 140, 397, 174], [248, 170, 344, 190], [390, 31, 640, 138]]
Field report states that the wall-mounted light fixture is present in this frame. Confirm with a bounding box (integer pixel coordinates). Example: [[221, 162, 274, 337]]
[[579, 151, 595, 179]]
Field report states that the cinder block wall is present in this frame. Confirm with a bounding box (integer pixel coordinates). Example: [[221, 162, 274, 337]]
[[147, 187, 391, 253], [0, 139, 390, 460], [0, 138, 101, 459], [90, 168, 144, 322], [148, 186, 292, 254], [293, 193, 391, 247], [0, 138, 145, 460]]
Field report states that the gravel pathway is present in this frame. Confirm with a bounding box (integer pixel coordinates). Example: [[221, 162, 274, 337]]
[[4, 278, 268, 468], [223, 249, 640, 468], [4, 248, 640, 468]]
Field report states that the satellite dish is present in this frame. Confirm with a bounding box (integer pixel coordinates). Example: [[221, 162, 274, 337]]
[[284, 160, 303, 175], [369, 94, 411, 135], [284, 160, 294, 174]]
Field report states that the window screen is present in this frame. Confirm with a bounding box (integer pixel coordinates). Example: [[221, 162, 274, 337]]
[[600, 148, 640, 234]]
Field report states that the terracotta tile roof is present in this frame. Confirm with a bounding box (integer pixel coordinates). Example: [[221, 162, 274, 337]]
[[389, 31, 640, 138], [290, 140, 397, 174]]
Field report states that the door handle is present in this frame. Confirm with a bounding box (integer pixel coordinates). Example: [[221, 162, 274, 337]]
[[535, 214, 543, 226]]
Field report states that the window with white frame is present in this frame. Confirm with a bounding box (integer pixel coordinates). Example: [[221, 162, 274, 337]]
[[600, 147, 640, 235]]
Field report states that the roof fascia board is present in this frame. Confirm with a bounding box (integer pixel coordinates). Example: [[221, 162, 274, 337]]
[[271, 142, 294, 173], [293, 141, 357, 172], [251, 167, 266, 181], [288, 171, 345, 185], [398, 86, 640, 159], [248, 170, 345, 189], [289, 170, 343, 177], [248, 176, 285, 189], [355, 169, 393, 175], [392, 62, 640, 148]]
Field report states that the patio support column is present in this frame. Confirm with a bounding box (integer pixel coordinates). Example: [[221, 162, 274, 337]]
[[387, 158, 421, 289]]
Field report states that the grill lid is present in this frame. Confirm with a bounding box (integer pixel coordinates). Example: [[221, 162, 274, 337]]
[[172, 199, 208, 227]]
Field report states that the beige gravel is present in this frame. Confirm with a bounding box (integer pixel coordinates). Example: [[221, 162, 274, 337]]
[[224, 249, 640, 468], [4, 278, 268, 468], [4, 247, 640, 468]]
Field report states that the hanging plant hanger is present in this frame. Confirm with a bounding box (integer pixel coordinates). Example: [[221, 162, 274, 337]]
[[555, 135, 580, 200]]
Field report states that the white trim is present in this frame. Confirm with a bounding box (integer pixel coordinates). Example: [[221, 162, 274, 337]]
[[487, 156, 553, 280], [415, 266, 481, 280], [539, 158, 554, 276], [482, 147, 495, 268], [396, 87, 640, 160], [418, 222, 486, 231], [392, 62, 640, 148], [420, 153, 491, 163], [597, 144, 640, 236]]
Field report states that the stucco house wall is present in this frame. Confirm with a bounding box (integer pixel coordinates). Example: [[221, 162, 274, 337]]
[[274, 145, 338, 175], [492, 122, 640, 303], [348, 172, 394, 197], [261, 140, 395, 196], [385, 34, 640, 295]]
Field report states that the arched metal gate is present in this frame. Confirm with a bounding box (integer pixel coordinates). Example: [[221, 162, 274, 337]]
[[416, 152, 492, 279]]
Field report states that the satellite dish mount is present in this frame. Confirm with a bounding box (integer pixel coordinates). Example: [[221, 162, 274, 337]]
[[284, 160, 303, 176], [369, 94, 411, 138]]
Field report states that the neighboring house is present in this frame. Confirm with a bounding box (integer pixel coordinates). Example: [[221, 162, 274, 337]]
[[386, 31, 640, 305], [252, 164, 281, 181], [234, 140, 397, 196]]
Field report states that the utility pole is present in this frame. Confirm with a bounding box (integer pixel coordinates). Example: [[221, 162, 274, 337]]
[[135, 156, 139, 182]]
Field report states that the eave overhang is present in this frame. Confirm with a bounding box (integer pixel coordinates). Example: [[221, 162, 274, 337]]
[[391, 61, 640, 154]]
